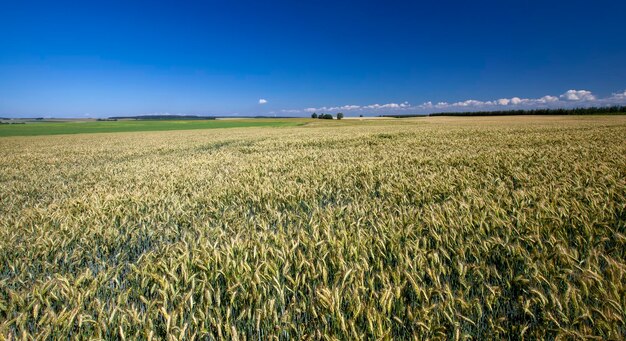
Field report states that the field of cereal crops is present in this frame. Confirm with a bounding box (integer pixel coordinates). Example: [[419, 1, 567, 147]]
[[1, 115, 625, 339], [0, 118, 302, 137]]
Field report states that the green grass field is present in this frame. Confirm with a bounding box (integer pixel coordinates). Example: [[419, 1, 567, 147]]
[[1, 116, 625, 339], [0, 119, 304, 137]]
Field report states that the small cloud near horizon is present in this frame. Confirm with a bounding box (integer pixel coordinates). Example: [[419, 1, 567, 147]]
[[560, 90, 596, 101]]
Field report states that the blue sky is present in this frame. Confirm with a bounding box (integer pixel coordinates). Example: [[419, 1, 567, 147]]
[[1, 0, 625, 117]]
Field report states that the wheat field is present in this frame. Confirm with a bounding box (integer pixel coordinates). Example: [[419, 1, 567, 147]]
[[1, 116, 625, 340]]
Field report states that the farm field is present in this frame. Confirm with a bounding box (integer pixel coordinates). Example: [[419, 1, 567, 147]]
[[0, 118, 303, 137], [1, 115, 625, 339]]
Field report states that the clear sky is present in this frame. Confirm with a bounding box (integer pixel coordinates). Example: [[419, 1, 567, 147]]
[[1, 0, 625, 117]]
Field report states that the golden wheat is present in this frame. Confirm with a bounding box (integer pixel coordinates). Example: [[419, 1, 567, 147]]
[[1, 116, 625, 339]]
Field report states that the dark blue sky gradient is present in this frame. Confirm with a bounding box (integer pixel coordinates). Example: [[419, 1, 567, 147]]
[[1, 0, 625, 117]]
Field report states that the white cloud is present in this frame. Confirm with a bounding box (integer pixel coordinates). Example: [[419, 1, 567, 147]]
[[302, 102, 410, 113], [560, 90, 595, 101], [259, 99, 268, 104], [280, 88, 626, 115], [364, 102, 410, 109], [610, 90, 626, 99], [430, 94, 565, 110], [452, 99, 491, 107], [325, 104, 361, 111], [537, 95, 559, 103]]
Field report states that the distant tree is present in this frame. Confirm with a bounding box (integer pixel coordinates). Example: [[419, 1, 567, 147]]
[[359, 114, 363, 117], [311, 112, 318, 118], [337, 112, 344, 120], [319, 113, 333, 119]]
